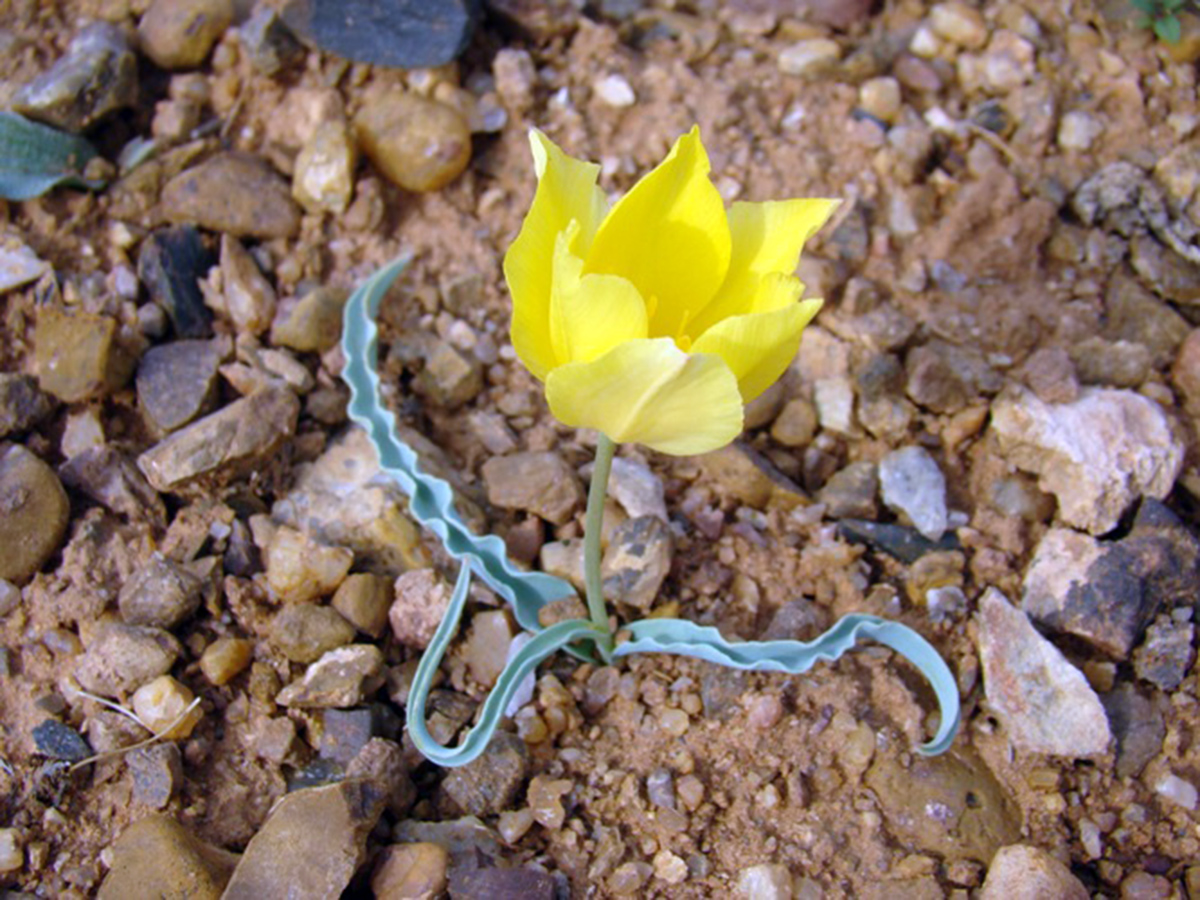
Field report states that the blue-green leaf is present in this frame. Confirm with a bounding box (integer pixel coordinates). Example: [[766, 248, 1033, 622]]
[[407, 565, 604, 767], [0, 112, 104, 200], [341, 257, 578, 633]]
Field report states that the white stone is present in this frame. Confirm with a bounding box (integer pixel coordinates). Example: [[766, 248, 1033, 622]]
[[608, 457, 668, 522], [1154, 772, 1198, 811], [61, 407, 106, 458], [1058, 110, 1104, 152], [990, 386, 1183, 535], [981, 31, 1035, 92], [909, 23, 943, 58], [737, 863, 793, 900], [929, 2, 988, 49], [0, 238, 48, 294], [0, 828, 22, 873], [1021, 527, 1102, 625], [813, 377, 855, 435], [778, 39, 841, 78], [879, 446, 948, 541], [594, 74, 635, 108], [976, 588, 1111, 757]]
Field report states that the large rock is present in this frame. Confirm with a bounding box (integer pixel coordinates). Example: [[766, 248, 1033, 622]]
[[137, 385, 299, 492], [0, 444, 70, 584], [1022, 501, 1200, 657], [482, 452, 582, 525], [97, 815, 238, 900], [989, 386, 1183, 535], [161, 152, 300, 239], [977, 845, 1088, 900], [864, 749, 1020, 863], [221, 779, 385, 900], [976, 588, 1111, 756]]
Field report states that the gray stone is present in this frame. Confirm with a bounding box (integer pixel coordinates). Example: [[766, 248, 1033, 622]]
[[0, 374, 54, 438], [1104, 271, 1189, 367], [602, 515, 673, 611], [1069, 337, 1151, 388], [977, 845, 1089, 900], [392, 816, 501, 867], [319, 708, 377, 767], [761, 598, 830, 641], [1132, 614, 1195, 690], [119, 553, 203, 629], [12, 22, 137, 132], [222, 779, 385, 900], [276, 645, 384, 708], [137, 340, 225, 434], [413, 338, 483, 409], [126, 742, 183, 808], [976, 588, 1110, 756], [74, 622, 181, 697], [451, 866, 556, 900], [1016, 346, 1079, 404], [482, 452, 583, 525], [161, 152, 300, 240], [879, 446, 948, 541], [238, 6, 304, 75], [990, 386, 1183, 535], [817, 460, 878, 519], [607, 457, 668, 522], [59, 446, 167, 527], [281, 0, 479, 68], [137, 227, 215, 340], [270, 287, 348, 354], [1131, 232, 1200, 304], [137, 385, 300, 492], [864, 749, 1020, 863], [905, 341, 1001, 414], [441, 731, 528, 817], [0, 444, 70, 585], [270, 604, 356, 663], [1100, 683, 1164, 779], [647, 768, 675, 810]]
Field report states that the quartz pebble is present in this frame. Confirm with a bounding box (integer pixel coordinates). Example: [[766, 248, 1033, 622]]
[[264, 525, 353, 604], [293, 118, 357, 214], [595, 74, 636, 107], [778, 39, 841, 78], [929, 2, 988, 49], [390, 569, 451, 649], [355, 92, 471, 193], [737, 863, 793, 900], [199, 637, 253, 685], [1058, 110, 1103, 152], [132, 675, 203, 739], [1153, 772, 1198, 811]]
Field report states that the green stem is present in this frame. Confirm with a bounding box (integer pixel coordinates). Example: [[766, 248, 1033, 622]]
[[584, 433, 617, 661]]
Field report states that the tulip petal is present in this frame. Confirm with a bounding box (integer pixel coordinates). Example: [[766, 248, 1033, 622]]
[[549, 226, 648, 366], [691, 294, 823, 403], [687, 197, 839, 338], [583, 127, 731, 340], [544, 338, 744, 455], [505, 130, 609, 379]]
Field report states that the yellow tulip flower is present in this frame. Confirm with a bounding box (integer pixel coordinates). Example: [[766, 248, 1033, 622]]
[[504, 127, 839, 455]]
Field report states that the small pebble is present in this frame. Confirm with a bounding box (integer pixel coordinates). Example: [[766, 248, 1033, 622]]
[[199, 637, 253, 685], [139, 0, 234, 70], [594, 74, 635, 107], [355, 92, 471, 193], [0, 829, 22, 873], [293, 118, 357, 215], [929, 2, 987, 48], [131, 674, 203, 739], [653, 850, 688, 885], [778, 39, 841, 78], [0, 444, 70, 585], [370, 843, 448, 900], [1154, 772, 1198, 811]]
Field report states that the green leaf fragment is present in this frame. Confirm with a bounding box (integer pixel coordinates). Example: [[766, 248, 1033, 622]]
[[0, 112, 104, 200], [1156, 14, 1183, 42]]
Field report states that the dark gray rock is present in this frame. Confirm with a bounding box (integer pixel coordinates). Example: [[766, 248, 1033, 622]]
[[0, 374, 54, 438], [282, 0, 480, 68], [136, 339, 224, 433], [440, 731, 528, 817], [1101, 683, 1165, 779], [118, 554, 202, 630], [12, 21, 137, 132], [837, 519, 961, 564], [320, 708, 379, 767], [137, 226, 214, 339], [32, 719, 92, 762]]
